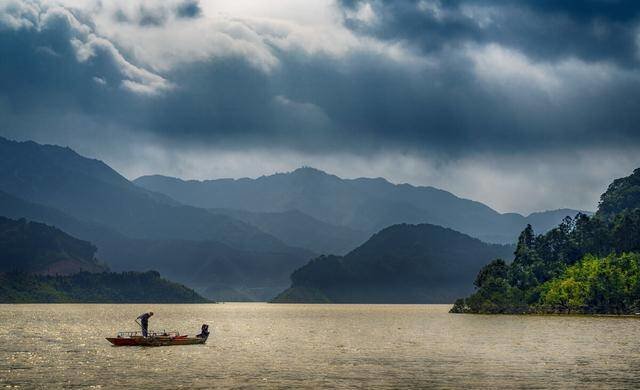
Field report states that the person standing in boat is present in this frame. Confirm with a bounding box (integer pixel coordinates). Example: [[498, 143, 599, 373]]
[[136, 312, 154, 337]]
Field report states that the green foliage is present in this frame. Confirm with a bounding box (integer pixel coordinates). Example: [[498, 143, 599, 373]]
[[453, 167, 640, 315], [0, 271, 210, 303], [540, 253, 640, 314], [474, 259, 508, 288], [597, 168, 640, 220], [611, 209, 640, 252]]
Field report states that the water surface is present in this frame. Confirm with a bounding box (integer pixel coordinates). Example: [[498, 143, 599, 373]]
[[1, 304, 639, 388]]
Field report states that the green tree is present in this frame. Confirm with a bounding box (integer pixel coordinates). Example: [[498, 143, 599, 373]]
[[474, 259, 508, 288]]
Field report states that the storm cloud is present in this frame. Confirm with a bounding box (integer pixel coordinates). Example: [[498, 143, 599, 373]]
[[340, 0, 640, 66], [1, 0, 640, 213]]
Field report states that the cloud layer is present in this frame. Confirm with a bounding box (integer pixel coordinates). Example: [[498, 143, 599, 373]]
[[1, 0, 640, 213]]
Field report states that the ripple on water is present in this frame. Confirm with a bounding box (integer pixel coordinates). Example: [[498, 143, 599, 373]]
[[0, 304, 639, 389]]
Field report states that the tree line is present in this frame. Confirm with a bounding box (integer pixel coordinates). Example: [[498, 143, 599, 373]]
[[452, 168, 640, 314]]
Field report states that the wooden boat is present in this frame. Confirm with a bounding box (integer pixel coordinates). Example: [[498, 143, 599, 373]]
[[106, 324, 210, 346]]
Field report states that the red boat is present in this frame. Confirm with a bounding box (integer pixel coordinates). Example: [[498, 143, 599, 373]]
[[106, 324, 210, 346]]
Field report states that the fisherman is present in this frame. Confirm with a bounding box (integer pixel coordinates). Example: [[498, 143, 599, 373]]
[[136, 311, 154, 337], [197, 324, 210, 339]]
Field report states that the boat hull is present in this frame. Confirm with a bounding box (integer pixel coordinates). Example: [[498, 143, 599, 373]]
[[106, 336, 207, 346]]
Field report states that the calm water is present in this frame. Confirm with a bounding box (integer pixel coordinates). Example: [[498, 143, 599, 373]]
[[1, 304, 639, 389]]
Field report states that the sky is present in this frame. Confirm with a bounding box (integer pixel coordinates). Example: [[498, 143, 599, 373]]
[[1, 0, 640, 214]]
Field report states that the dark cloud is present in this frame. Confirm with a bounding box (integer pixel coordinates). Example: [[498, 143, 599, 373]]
[[112, 0, 202, 27], [339, 0, 640, 66], [1, 0, 640, 160], [175, 0, 202, 19], [2, 0, 640, 212]]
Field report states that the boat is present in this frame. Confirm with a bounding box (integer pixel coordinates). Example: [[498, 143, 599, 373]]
[[106, 324, 210, 346]]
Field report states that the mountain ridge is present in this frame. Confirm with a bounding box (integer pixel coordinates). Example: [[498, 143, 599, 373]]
[[135, 168, 589, 244], [0, 136, 314, 301], [208, 208, 370, 255]]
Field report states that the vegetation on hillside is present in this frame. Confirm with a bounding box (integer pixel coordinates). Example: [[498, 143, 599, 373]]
[[0, 271, 209, 303], [0, 216, 105, 274], [273, 223, 514, 303], [0, 216, 208, 303], [452, 168, 640, 314]]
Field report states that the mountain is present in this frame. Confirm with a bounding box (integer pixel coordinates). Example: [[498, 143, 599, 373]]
[[0, 216, 208, 303], [135, 167, 588, 245], [273, 223, 514, 303], [98, 237, 317, 301], [0, 137, 286, 249], [209, 208, 369, 255], [0, 188, 311, 301], [0, 216, 106, 275], [0, 137, 314, 301], [452, 168, 640, 314], [0, 271, 209, 303], [0, 190, 127, 247]]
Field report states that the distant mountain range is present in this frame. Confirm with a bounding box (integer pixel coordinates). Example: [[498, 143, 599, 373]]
[[0, 136, 588, 302], [273, 223, 515, 303], [209, 208, 369, 255], [135, 168, 589, 244], [0, 137, 313, 301]]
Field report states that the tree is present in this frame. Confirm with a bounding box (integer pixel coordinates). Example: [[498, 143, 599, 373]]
[[612, 209, 640, 253], [474, 259, 508, 288]]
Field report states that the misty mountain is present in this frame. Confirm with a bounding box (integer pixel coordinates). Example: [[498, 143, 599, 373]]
[[0, 189, 126, 245], [209, 208, 370, 255], [101, 237, 317, 301], [0, 137, 314, 300], [273, 223, 515, 303], [0, 190, 309, 300], [0, 216, 208, 303], [0, 137, 285, 250], [135, 167, 588, 244], [0, 216, 106, 275]]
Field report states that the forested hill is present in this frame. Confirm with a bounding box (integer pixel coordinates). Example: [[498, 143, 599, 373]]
[[452, 168, 640, 315], [0, 216, 106, 275], [0, 216, 208, 303], [273, 223, 514, 303], [0, 271, 209, 303]]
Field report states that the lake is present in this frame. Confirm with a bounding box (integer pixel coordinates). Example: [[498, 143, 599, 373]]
[[1, 303, 639, 388]]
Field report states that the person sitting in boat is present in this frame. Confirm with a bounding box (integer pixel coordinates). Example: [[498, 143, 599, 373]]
[[136, 312, 154, 337], [197, 324, 209, 339]]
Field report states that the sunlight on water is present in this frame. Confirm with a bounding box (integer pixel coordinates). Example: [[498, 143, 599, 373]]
[[1, 304, 639, 388]]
